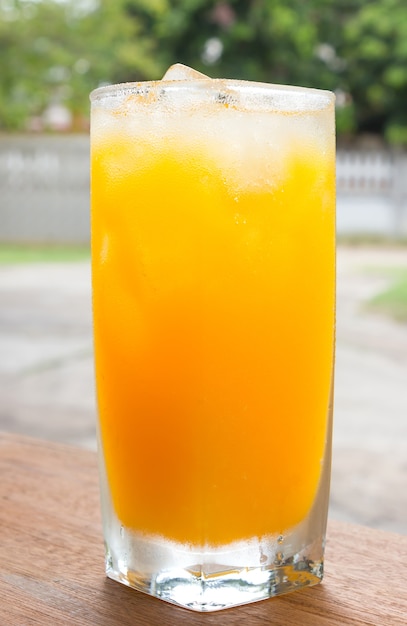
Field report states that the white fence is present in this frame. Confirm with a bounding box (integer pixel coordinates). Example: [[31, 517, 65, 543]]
[[1, 135, 407, 242], [0, 135, 90, 244], [336, 149, 407, 238], [337, 150, 393, 193]]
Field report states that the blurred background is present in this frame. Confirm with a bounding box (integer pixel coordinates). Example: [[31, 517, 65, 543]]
[[0, 0, 406, 534]]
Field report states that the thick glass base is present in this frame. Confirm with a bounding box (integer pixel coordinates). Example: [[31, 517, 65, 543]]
[[104, 528, 324, 612], [97, 397, 332, 612]]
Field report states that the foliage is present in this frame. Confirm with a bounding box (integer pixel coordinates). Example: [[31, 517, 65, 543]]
[[0, 0, 407, 143], [339, 0, 407, 143], [0, 0, 161, 129]]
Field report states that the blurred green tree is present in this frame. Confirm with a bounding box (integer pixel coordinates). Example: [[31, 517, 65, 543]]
[[1, 0, 407, 144], [0, 0, 160, 130], [122, 0, 355, 134], [340, 0, 407, 144]]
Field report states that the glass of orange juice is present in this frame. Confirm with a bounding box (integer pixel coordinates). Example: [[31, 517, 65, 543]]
[[90, 65, 335, 612]]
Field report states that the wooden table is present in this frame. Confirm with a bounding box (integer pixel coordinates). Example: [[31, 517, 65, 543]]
[[0, 432, 406, 625]]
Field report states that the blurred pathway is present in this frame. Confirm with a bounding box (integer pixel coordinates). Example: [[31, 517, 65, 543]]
[[0, 263, 96, 449], [332, 246, 407, 534], [0, 247, 406, 533]]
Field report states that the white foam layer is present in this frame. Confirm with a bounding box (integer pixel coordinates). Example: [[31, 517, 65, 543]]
[[91, 100, 334, 196]]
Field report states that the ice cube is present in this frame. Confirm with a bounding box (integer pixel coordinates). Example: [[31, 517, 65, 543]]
[[161, 63, 209, 81], [161, 64, 239, 109]]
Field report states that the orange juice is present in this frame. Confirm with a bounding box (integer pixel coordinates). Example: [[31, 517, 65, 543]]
[[90, 75, 335, 610]]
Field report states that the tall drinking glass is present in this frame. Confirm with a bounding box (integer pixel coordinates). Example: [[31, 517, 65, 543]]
[[90, 73, 335, 612]]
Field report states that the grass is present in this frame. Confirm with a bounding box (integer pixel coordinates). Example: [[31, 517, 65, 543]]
[[368, 270, 407, 322], [0, 244, 90, 264], [337, 235, 407, 247]]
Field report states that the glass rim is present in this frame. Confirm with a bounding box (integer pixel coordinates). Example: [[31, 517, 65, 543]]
[[90, 78, 335, 112]]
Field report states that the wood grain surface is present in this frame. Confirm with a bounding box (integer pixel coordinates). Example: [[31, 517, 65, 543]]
[[0, 432, 406, 625]]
